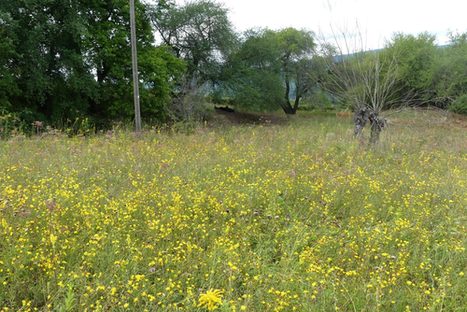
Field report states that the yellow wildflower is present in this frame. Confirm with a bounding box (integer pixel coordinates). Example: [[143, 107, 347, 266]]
[[198, 289, 223, 311]]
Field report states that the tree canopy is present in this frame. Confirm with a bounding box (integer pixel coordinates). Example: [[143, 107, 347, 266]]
[[150, 0, 235, 89], [0, 0, 466, 135], [221, 28, 317, 114], [0, 0, 184, 128]]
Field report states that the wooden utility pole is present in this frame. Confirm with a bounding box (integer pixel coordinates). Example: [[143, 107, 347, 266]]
[[130, 0, 142, 132]]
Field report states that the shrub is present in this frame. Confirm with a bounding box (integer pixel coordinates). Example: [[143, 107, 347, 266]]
[[0, 110, 20, 139], [301, 90, 338, 111], [65, 117, 96, 137], [0, 109, 37, 138], [448, 94, 467, 115], [170, 93, 213, 122]]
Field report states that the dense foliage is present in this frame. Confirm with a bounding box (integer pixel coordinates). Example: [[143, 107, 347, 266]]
[[149, 0, 235, 120], [0, 0, 184, 129], [382, 32, 467, 110], [433, 33, 467, 108], [1, 0, 466, 133], [221, 28, 317, 114], [448, 94, 467, 114]]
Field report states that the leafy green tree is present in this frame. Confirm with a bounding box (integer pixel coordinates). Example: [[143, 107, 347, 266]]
[[384, 33, 437, 104], [432, 32, 467, 107], [0, 11, 19, 111], [150, 0, 235, 89], [223, 28, 316, 114], [276, 28, 316, 113], [82, 0, 184, 122], [0, 0, 97, 123], [0, 0, 185, 128], [219, 29, 283, 111]]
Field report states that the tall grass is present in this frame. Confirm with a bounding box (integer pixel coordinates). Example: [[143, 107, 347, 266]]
[[0, 109, 465, 311]]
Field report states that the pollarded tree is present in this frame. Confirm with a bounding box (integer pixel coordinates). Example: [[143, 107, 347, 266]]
[[320, 31, 405, 144]]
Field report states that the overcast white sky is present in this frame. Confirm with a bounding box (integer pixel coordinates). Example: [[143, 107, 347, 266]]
[[179, 0, 467, 49]]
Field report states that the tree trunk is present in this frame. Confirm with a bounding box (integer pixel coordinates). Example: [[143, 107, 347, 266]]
[[353, 107, 368, 138], [293, 95, 301, 113], [368, 111, 386, 144], [284, 76, 291, 105], [369, 122, 381, 144], [280, 102, 296, 114], [281, 75, 296, 114]]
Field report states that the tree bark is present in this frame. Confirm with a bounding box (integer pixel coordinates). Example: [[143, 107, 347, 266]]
[[284, 76, 291, 106], [293, 95, 301, 113], [368, 111, 386, 144], [281, 74, 296, 114], [353, 107, 368, 138], [280, 102, 295, 114]]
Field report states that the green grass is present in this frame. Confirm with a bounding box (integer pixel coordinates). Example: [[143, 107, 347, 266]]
[[0, 109, 465, 311]]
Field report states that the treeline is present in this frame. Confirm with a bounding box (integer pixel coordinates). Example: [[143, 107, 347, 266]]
[[1, 0, 466, 134]]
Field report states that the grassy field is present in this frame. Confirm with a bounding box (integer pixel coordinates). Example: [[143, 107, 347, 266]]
[[0, 109, 466, 311]]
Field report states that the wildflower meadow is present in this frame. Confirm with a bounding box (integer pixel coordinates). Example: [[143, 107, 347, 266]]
[[0, 110, 465, 311]]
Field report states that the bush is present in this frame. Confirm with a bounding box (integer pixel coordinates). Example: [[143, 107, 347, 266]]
[[64, 117, 96, 137], [448, 95, 467, 115], [170, 93, 213, 122], [300, 90, 338, 111], [0, 111, 20, 139], [0, 109, 38, 138]]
